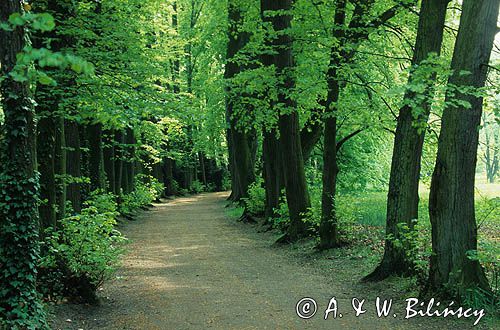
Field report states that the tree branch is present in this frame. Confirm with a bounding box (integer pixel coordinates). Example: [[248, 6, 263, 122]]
[[346, 0, 417, 43], [336, 128, 365, 151]]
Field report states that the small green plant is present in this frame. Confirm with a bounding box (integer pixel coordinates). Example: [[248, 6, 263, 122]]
[[387, 219, 432, 281], [271, 192, 290, 231], [243, 178, 265, 216], [190, 180, 206, 194], [119, 175, 163, 215], [39, 191, 126, 303]]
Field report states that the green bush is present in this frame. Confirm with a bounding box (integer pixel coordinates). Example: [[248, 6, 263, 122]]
[[243, 179, 265, 216], [119, 175, 163, 215], [190, 180, 206, 194], [271, 191, 290, 231], [39, 191, 126, 303]]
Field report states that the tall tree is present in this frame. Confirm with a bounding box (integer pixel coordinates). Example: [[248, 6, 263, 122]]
[[424, 0, 499, 298], [261, 0, 311, 242], [225, 0, 256, 203], [364, 0, 451, 281], [0, 2, 46, 327], [319, 0, 416, 249]]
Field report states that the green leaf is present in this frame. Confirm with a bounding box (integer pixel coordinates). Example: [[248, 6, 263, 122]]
[[8, 13, 25, 26]]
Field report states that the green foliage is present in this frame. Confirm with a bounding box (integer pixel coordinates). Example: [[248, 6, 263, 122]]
[[38, 191, 126, 302], [272, 196, 291, 233], [388, 220, 433, 280], [0, 172, 48, 329], [476, 197, 500, 299], [4, 12, 55, 32], [119, 175, 163, 216], [243, 179, 266, 216], [190, 180, 206, 194]]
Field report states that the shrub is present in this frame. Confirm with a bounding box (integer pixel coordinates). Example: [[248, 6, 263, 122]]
[[190, 180, 205, 194], [39, 191, 126, 303], [119, 175, 163, 215], [243, 179, 265, 216], [271, 191, 290, 231]]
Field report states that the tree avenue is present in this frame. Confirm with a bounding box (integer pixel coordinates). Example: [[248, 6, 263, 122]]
[[0, 0, 499, 328]]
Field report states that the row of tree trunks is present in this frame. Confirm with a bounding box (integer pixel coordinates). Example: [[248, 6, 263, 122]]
[[364, 0, 450, 281], [261, 0, 311, 241], [425, 0, 498, 298]]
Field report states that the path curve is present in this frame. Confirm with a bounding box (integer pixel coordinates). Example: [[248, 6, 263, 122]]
[[53, 193, 475, 329]]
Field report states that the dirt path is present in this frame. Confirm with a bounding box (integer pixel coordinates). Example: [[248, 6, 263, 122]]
[[52, 193, 485, 329]]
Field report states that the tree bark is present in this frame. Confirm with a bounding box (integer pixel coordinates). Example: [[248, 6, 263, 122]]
[[262, 130, 282, 220], [65, 120, 82, 213], [424, 0, 498, 299], [103, 130, 116, 194], [122, 127, 136, 194], [224, 0, 256, 202], [36, 110, 57, 229], [364, 0, 450, 281], [261, 0, 311, 241], [55, 116, 66, 220], [87, 123, 105, 191], [0, 1, 46, 326], [318, 0, 347, 250]]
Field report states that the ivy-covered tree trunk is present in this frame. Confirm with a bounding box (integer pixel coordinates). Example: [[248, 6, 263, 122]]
[[65, 120, 82, 213], [424, 0, 498, 299], [262, 0, 311, 241], [0, 1, 47, 327], [365, 0, 450, 281]]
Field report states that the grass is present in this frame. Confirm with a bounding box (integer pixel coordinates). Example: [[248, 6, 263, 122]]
[[345, 185, 499, 306], [225, 205, 244, 219], [347, 179, 499, 228]]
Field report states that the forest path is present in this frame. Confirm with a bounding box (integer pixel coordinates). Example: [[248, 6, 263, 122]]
[[53, 192, 459, 330]]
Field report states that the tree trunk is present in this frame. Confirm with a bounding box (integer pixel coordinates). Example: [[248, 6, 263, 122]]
[[224, 0, 255, 202], [163, 158, 176, 196], [365, 0, 450, 281], [87, 123, 104, 191], [318, 0, 346, 250], [114, 130, 125, 195], [55, 116, 66, 220], [0, 1, 46, 326], [122, 127, 136, 194], [198, 152, 207, 186], [261, 0, 311, 241], [65, 120, 82, 213], [103, 130, 116, 194], [36, 111, 57, 229], [483, 114, 499, 184], [262, 130, 282, 220], [424, 0, 498, 299]]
